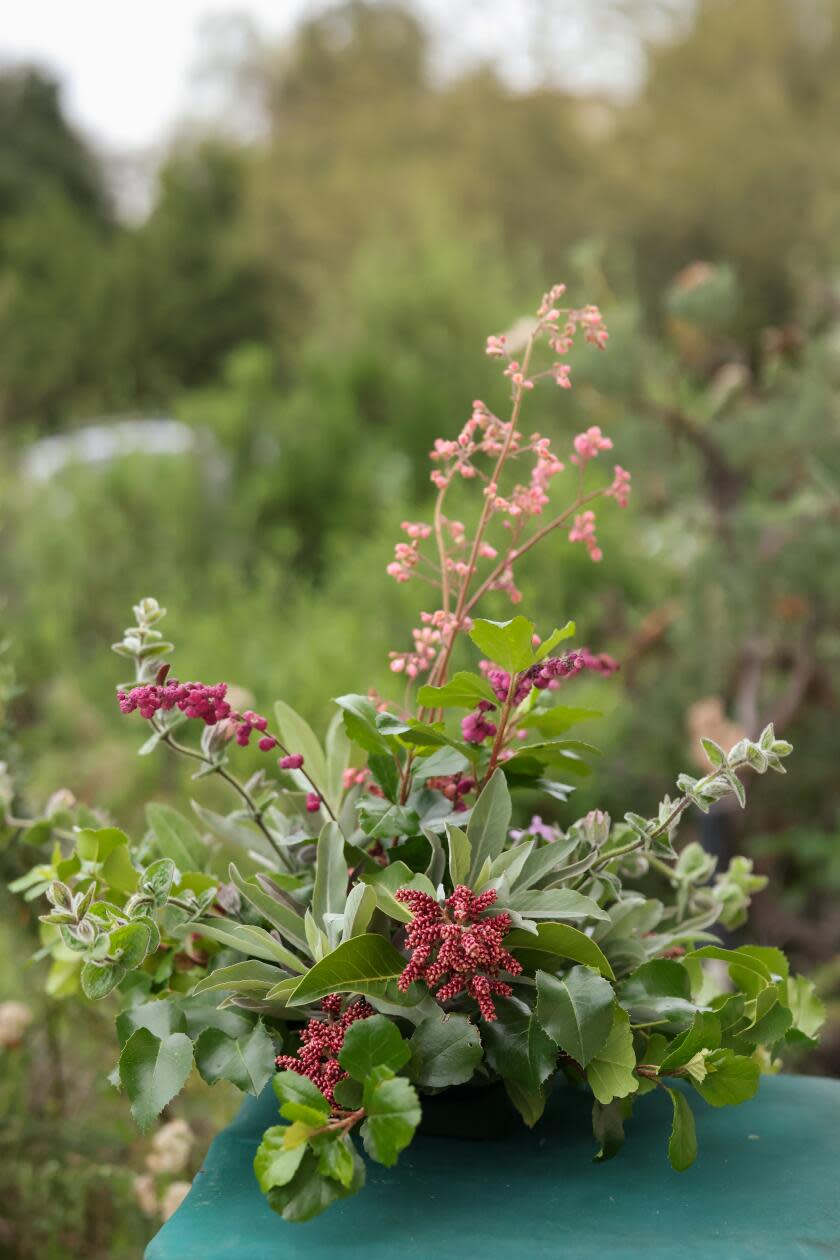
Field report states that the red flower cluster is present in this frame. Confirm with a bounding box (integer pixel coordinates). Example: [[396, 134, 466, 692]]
[[275, 994, 374, 1105], [394, 885, 522, 1021]]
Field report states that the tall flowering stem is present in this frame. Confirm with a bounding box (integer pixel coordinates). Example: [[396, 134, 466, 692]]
[[388, 285, 629, 693]]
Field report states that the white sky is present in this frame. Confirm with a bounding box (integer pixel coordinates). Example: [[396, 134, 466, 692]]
[[0, 1, 665, 154]]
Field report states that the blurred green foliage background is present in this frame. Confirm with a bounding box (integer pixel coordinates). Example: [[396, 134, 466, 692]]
[[2, 1, 840, 1254]]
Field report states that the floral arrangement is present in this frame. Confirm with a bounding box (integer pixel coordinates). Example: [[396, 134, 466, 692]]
[[10, 286, 823, 1223]]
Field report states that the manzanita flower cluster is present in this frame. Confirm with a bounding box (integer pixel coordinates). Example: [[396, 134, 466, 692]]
[[395, 885, 522, 1021], [275, 995, 374, 1104], [8, 286, 819, 1230]]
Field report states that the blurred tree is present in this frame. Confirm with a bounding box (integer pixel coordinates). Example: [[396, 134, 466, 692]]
[[0, 66, 110, 228]]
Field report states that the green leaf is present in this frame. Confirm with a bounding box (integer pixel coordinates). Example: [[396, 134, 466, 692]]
[[341, 882, 378, 942], [618, 960, 697, 1031], [409, 1013, 483, 1088], [324, 711, 351, 813], [146, 804, 206, 872], [466, 769, 512, 884], [692, 1048, 759, 1107], [503, 888, 608, 921], [469, 616, 535, 674], [75, 826, 131, 864], [522, 706, 601, 737], [266, 1147, 363, 1222], [288, 934, 408, 1007], [194, 1020, 275, 1094], [417, 672, 498, 710], [273, 1071, 331, 1125], [334, 694, 392, 757], [504, 1079, 546, 1128], [659, 1012, 721, 1072], [109, 920, 152, 969], [785, 975, 826, 1039], [101, 843, 139, 894], [116, 999, 187, 1047], [192, 960, 284, 996], [534, 621, 576, 661], [361, 1068, 421, 1167], [313, 1133, 357, 1188], [686, 946, 772, 997], [254, 1126, 307, 1194], [592, 1098, 627, 1162], [535, 966, 614, 1067], [338, 1015, 410, 1081], [446, 823, 471, 886], [81, 960, 125, 1000], [505, 922, 614, 980], [481, 997, 557, 1092], [666, 1087, 698, 1172], [586, 1007, 639, 1105], [197, 919, 307, 972], [119, 1028, 194, 1132], [227, 864, 309, 953], [311, 822, 348, 931], [274, 699, 329, 801]]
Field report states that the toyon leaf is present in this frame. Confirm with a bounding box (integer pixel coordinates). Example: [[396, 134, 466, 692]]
[[287, 935, 408, 1007], [692, 1048, 759, 1108], [119, 1028, 194, 1132], [506, 922, 614, 980], [408, 1013, 483, 1089], [536, 966, 615, 1068], [194, 1020, 276, 1095], [586, 1007, 639, 1106], [253, 1126, 307, 1194], [338, 1015, 411, 1081], [360, 1067, 421, 1167], [666, 1087, 698, 1172]]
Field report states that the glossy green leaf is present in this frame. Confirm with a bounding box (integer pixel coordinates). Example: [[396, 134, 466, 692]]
[[481, 996, 557, 1092], [505, 922, 614, 980], [586, 1007, 639, 1105], [287, 934, 408, 1006], [666, 1087, 698, 1172], [273, 1071, 331, 1125], [194, 1020, 276, 1094], [409, 1013, 483, 1088], [446, 823, 471, 887], [360, 1068, 421, 1167], [253, 1126, 307, 1194], [692, 1048, 759, 1107], [196, 919, 307, 972], [592, 1098, 627, 1162], [228, 864, 309, 953], [274, 700, 329, 800], [338, 1014, 410, 1081], [536, 966, 614, 1067], [192, 959, 284, 996]]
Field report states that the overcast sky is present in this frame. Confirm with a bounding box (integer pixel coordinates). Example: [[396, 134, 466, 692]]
[[0, 1, 667, 154]]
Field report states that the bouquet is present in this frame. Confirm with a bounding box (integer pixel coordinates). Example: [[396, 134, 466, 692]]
[[11, 286, 822, 1223]]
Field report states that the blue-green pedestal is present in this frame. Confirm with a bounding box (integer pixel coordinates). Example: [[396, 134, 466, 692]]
[[147, 1075, 840, 1259]]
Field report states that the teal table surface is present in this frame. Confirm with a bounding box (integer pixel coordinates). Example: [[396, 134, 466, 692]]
[[147, 1074, 840, 1260]]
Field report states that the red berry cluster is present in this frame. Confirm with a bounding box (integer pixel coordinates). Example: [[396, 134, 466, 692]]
[[275, 994, 374, 1105], [394, 885, 522, 1021], [118, 680, 232, 723]]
